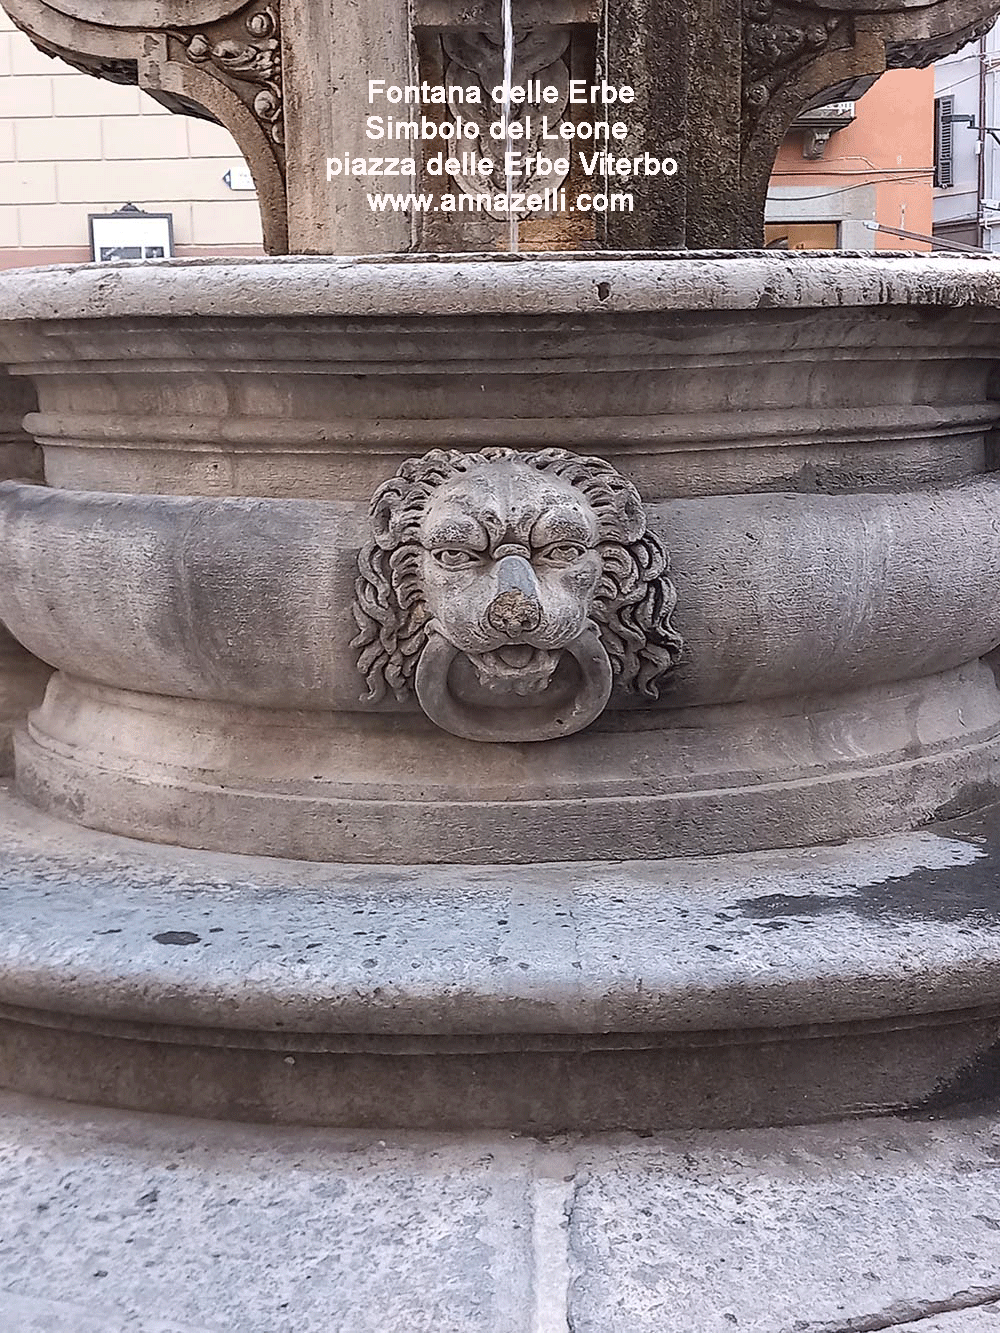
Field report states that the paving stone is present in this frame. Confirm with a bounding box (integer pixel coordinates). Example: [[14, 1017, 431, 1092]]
[[567, 1119, 1000, 1333], [6, 1092, 1000, 1332], [0, 1095, 534, 1333], [0, 1291, 210, 1332]]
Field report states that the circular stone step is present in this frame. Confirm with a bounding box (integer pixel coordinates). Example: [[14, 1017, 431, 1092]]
[[2, 780, 1000, 1132]]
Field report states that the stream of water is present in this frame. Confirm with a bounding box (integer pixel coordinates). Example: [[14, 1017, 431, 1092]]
[[501, 0, 519, 252]]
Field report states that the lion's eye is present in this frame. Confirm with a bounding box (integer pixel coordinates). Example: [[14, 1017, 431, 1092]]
[[432, 548, 480, 568], [542, 543, 587, 565]]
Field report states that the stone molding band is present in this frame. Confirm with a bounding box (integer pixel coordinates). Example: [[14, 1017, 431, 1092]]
[[12, 662, 1000, 861], [1, 253, 999, 321], [20, 406, 996, 500], [3, 478, 1000, 712]]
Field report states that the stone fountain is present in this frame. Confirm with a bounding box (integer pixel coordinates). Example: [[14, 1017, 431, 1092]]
[[2, 0, 1000, 1132]]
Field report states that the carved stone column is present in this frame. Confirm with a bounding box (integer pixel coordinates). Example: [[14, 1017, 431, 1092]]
[[603, 0, 1000, 248], [7, 0, 1000, 249]]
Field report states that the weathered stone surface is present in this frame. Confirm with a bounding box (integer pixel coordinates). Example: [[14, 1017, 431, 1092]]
[[1, 255, 1000, 861], [566, 1117, 1000, 1333], [0, 1293, 213, 1333], [4, 781, 1000, 1128], [5, 1092, 1000, 1331], [0, 1095, 532, 1333], [0, 370, 48, 776]]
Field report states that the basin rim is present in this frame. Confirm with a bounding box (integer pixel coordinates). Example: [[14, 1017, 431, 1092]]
[[1, 250, 999, 324]]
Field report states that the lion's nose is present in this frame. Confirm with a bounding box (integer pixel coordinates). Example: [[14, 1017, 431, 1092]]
[[486, 555, 543, 635]]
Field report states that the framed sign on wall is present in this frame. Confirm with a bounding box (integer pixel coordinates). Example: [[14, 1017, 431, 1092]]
[[88, 204, 175, 262]]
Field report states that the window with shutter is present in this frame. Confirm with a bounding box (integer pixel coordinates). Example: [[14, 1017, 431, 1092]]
[[935, 95, 955, 189]]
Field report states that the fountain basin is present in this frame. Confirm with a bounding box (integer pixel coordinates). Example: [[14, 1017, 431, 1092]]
[[1, 252, 997, 500], [1, 251, 1000, 861], [0, 372, 49, 775]]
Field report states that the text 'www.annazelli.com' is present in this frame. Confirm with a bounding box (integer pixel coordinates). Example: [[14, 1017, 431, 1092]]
[[364, 189, 634, 214]]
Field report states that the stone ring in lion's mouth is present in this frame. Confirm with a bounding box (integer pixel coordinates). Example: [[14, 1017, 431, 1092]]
[[414, 626, 613, 742]]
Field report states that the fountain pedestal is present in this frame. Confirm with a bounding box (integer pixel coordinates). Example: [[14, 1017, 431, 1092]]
[[0, 252, 996, 1129], [3, 4, 1000, 1132]]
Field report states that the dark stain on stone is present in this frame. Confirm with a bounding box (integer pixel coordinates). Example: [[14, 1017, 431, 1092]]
[[733, 803, 1000, 928], [152, 931, 202, 946], [932, 778, 1000, 825], [905, 1036, 1000, 1120]]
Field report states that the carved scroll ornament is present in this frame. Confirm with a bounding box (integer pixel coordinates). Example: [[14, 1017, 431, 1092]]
[[174, 4, 283, 148], [352, 447, 682, 743], [742, 0, 846, 136]]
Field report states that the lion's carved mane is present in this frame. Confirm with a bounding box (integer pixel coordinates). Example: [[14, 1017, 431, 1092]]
[[352, 447, 683, 704]]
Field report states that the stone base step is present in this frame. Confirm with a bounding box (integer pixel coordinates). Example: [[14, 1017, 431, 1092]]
[[3, 781, 1000, 1131]]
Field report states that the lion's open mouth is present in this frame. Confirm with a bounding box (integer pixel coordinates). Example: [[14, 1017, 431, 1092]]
[[466, 645, 561, 695]]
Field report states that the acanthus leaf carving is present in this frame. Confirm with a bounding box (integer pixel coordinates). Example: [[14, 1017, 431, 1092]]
[[742, 0, 846, 135], [437, 28, 573, 218]]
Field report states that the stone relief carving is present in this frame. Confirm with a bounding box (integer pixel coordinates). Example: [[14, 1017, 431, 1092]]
[[174, 2, 283, 148], [352, 447, 682, 742], [885, 13, 998, 68], [435, 28, 573, 217], [742, 0, 845, 130]]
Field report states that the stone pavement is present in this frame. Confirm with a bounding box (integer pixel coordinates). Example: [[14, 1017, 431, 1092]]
[[2, 1092, 1000, 1331]]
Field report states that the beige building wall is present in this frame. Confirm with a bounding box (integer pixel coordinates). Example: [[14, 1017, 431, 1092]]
[[0, 5, 264, 268]]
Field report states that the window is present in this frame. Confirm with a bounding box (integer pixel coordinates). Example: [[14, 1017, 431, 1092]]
[[935, 95, 955, 189], [763, 222, 841, 250]]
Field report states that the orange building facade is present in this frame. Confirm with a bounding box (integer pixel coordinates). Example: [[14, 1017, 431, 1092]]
[[765, 67, 935, 251]]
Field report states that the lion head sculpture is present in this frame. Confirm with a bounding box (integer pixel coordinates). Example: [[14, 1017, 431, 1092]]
[[352, 447, 683, 741]]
